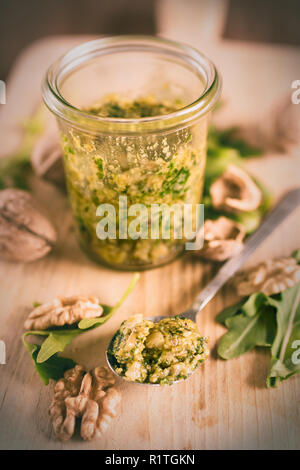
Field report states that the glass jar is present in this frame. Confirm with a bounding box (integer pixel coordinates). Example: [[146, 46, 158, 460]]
[[43, 36, 221, 270]]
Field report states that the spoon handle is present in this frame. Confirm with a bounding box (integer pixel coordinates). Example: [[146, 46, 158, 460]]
[[183, 187, 300, 320]]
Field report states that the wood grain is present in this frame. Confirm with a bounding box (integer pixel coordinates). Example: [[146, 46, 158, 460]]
[[0, 35, 299, 450]]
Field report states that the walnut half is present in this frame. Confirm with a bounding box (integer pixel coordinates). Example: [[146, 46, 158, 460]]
[[210, 164, 262, 213], [49, 365, 121, 441], [234, 257, 300, 296], [195, 216, 246, 261], [24, 296, 103, 330]]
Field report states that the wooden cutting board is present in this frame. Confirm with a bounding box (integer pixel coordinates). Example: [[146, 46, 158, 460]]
[[0, 34, 299, 450]]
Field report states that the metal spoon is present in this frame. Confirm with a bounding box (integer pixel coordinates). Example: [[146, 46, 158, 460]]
[[106, 188, 300, 385]]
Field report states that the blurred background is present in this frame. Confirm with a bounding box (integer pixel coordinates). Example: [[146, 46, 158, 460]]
[[1, 0, 300, 80]]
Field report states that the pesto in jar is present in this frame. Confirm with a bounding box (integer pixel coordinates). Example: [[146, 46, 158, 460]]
[[107, 314, 209, 385], [61, 95, 208, 269]]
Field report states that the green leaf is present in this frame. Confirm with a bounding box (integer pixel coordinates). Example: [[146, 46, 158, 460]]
[[292, 249, 300, 264], [216, 292, 268, 325], [266, 284, 300, 387], [22, 330, 50, 349], [22, 333, 76, 385], [216, 293, 269, 325], [36, 329, 81, 363], [22, 273, 140, 376], [32, 349, 76, 385], [216, 276, 300, 388], [77, 309, 112, 330], [216, 300, 245, 325], [241, 292, 269, 317], [207, 126, 262, 158], [231, 210, 263, 235], [0, 108, 45, 190], [0, 158, 32, 190], [218, 306, 276, 360]]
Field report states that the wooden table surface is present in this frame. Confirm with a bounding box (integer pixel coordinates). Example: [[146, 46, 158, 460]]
[[0, 33, 299, 450]]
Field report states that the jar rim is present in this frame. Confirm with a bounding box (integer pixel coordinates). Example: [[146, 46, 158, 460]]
[[42, 35, 221, 134]]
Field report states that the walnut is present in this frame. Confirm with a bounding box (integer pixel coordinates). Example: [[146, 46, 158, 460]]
[[0, 189, 57, 262], [234, 257, 300, 296], [210, 164, 262, 213], [195, 216, 246, 261], [49, 365, 121, 441], [24, 295, 103, 330], [31, 131, 65, 188]]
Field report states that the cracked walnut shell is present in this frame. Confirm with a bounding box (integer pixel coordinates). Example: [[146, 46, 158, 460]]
[[24, 296, 103, 330], [0, 189, 57, 262], [210, 164, 262, 213], [234, 257, 300, 296], [49, 365, 121, 441], [195, 216, 246, 261]]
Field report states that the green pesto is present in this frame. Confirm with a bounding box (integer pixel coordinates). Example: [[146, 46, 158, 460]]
[[108, 314, 209, 385], [87, 96, 182, 118], [61, 96, 208, 268]]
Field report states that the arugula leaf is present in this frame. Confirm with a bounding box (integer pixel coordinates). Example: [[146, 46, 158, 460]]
[[22, 332, 76, 385], [266, 284, 300, 387], [216, 275, 300, 388], [207, 126, 262, 158], [36, 329, 82, 363], [216, 292, 268, 325], [0, 157, 32, 190], [241, 292, 269, 317], [32, 351, 76, 385], [218, 306, 276, 360], [0, 109, 45, 190], [292, 249, 300, 264], [22, 273, 140, 381], [216, 300, 245, 325]]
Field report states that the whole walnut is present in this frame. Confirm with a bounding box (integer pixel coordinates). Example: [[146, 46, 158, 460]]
[[0, 188, 57, 262]]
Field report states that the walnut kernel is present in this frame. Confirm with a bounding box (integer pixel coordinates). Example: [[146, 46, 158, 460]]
[[234, 257, 300, 296], [24, 296, 103, 330], [49, 365, 121, 441]]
